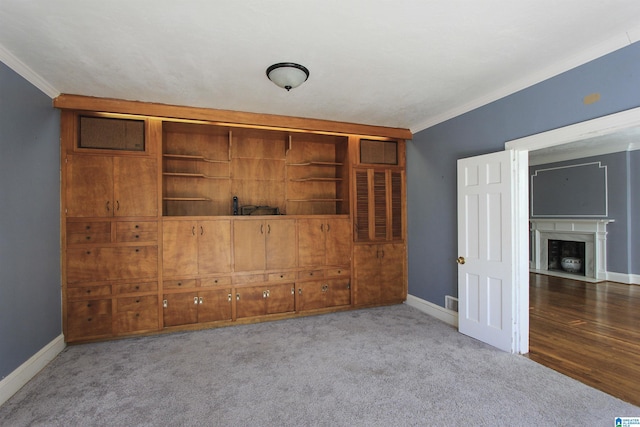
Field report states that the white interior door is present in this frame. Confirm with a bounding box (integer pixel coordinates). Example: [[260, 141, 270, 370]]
[[457, 150, 529, 353]]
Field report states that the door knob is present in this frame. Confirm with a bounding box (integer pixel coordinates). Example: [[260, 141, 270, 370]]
[[456, 256, 466, 265]]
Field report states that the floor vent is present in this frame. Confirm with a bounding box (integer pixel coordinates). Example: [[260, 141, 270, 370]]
[[445, 296, 458, 312]]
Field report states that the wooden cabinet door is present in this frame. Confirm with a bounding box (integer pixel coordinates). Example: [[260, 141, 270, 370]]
[[326, 278, 351, 307], [296, 281, 325, 311], [265, 219, 296, 270], [198, 220, 231, 275], [265, 283, 295, 315], [354, 169, 371, 241], [353, 168, 404, 242], [325, 218, 351, 266], [298, 218, 325, 267], [66, 155, 113, 217], [163, 292, 198, 327], [235, 286, 266, 318], [372, 170, 388, 240], [379, 243, 406, 303], [163, 221, 198, 277], [234, 220, 266, 271], [197, 289, 232, 323], [353, 244, 381, 306], [113, 157, 158, 217]]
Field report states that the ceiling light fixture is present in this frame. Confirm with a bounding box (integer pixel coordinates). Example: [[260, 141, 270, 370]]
[[266, 62, 309, 91]]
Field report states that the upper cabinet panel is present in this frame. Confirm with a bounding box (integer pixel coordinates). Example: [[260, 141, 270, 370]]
[[79, 116, 145, 152]]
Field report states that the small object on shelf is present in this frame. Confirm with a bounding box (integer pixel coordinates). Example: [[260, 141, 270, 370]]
[[240, 205, 280, 215]]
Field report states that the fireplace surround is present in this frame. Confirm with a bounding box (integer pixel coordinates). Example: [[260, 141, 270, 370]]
[[530, 219, 613, 281]]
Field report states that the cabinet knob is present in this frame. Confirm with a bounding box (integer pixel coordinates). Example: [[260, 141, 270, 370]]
[[236, 293, 241, 301], [163, 299, 168, 308], [194, 297, 199, 304], [228, 293, 232, 302]]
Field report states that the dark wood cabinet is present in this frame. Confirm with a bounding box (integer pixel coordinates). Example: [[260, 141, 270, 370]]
[[354, 243, 405, 306], [236, 283, 295, 319], [233, 219, 296, 272], [163, 289, 232, 327], [66, 154, 157, 218], [58, 96, 409, 343], [296, 278, 351, 311]]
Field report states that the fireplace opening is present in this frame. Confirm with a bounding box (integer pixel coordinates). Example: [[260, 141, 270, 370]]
[[548, 240, 586, 276]]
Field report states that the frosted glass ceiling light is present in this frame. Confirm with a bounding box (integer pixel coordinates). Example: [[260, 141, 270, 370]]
[[266, 62, 309, 91]]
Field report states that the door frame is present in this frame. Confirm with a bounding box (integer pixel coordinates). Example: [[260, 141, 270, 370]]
[[505, 106, 640, 353]]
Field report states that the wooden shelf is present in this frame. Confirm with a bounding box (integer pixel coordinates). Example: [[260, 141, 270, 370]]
[[290, 177, 343, 182], [288, 161, 343, 167], [287, 199, 345, 202], [163, 172, 229, 179], [163, 154, 229, 164], [163, 197, 211, 201]]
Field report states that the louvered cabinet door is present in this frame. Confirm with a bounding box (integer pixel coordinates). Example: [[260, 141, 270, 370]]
[[353, 168, 404, 242], [354, 170, 371, 241]]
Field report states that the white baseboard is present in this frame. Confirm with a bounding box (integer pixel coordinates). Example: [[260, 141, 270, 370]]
[[606, 271, 640, 285], [405, 294, 458, 328], [0, 334, 66, 406]]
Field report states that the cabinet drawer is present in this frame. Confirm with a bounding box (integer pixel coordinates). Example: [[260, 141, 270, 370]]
[[233, 274, 266, 285], [66, 299, 112, 339], [117, 295, 158, 312], [113, 281, 157, 295], [163, 279, 197, 289], [298, 270, 324, 280], [67, 221, 111, 245], [114, 309, 159, 333], [326, 268, 350, 277], [67, 246, 158, 283], [116, 221, 158, 242], [268, 272, 296, 282], [201, 276, 232, 287], [67, 284, 112, 300]]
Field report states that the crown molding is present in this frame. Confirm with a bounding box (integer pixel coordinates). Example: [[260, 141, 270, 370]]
[[411, 25, 640, 134], [0, 43, 59, 99]]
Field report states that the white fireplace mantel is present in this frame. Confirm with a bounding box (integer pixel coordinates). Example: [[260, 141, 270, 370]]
[[530, 218, 614, 281]]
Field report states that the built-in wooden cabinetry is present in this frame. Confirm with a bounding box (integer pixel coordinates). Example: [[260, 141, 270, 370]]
[[57, 95, 410, 343]]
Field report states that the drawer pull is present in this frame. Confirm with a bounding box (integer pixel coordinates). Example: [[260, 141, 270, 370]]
[[135, 224, 140, 229]]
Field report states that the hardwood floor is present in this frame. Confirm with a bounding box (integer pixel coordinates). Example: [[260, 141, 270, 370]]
[[527, 273, 640, 407]]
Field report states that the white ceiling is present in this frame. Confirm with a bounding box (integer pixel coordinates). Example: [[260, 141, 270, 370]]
[[1, 1, 640, 133]]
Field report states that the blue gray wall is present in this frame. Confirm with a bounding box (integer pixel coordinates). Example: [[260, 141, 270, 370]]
[[408, 41, 640, 307], [529, 152, 632, 274], [0, 62, 61, 379]]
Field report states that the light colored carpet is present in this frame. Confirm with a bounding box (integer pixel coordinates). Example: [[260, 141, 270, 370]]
[[0, 304, 637, 426]]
